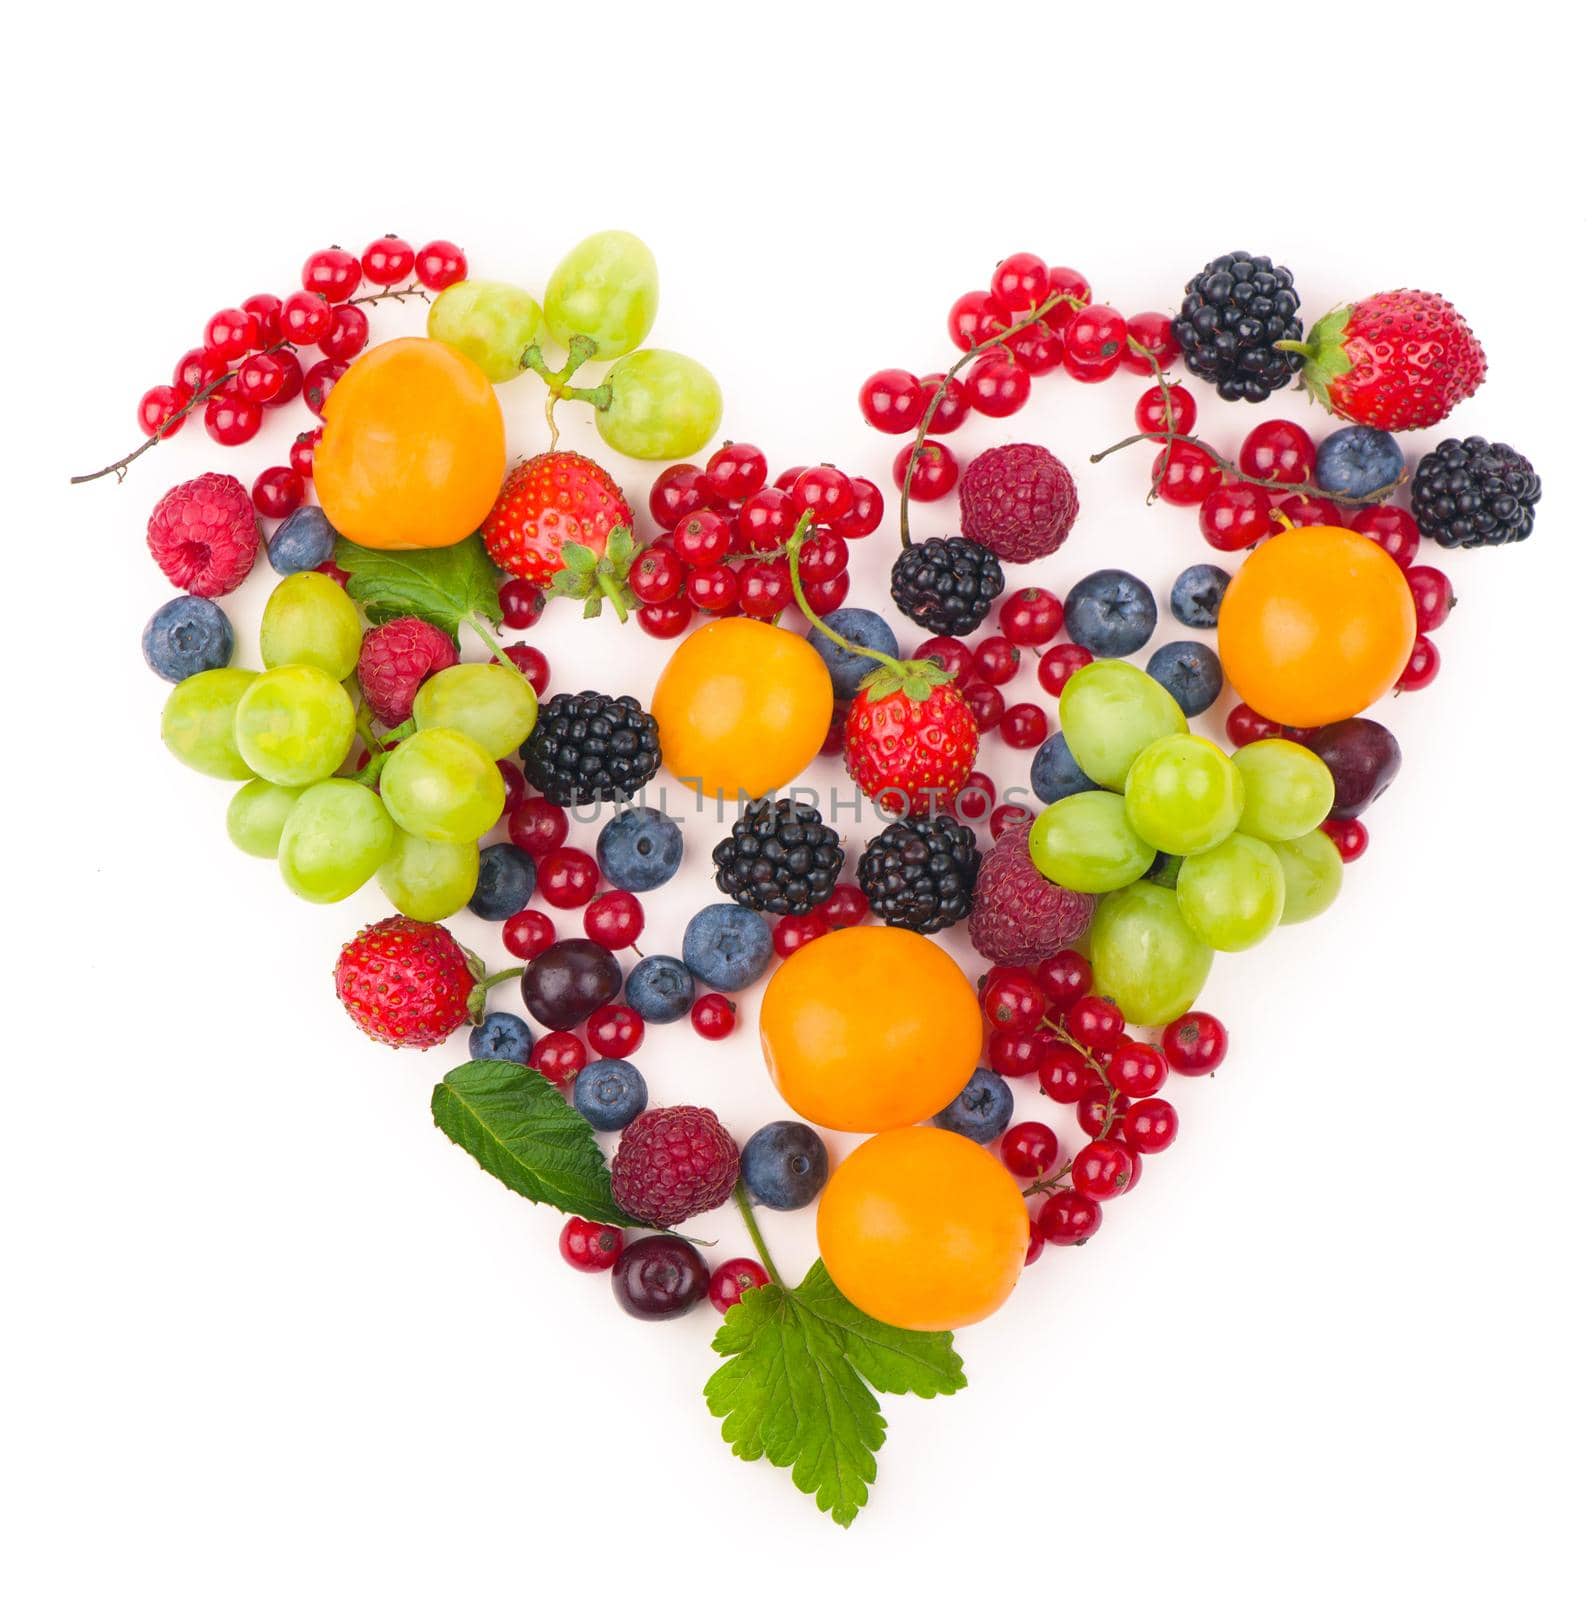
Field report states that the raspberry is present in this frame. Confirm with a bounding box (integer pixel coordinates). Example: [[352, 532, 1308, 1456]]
[[968, 822, 1094, 965], [610, 1105, 740, 1227], [958, 444, 1079, 562], [146, 472, 259, 597], [356, 617, 459, 725]]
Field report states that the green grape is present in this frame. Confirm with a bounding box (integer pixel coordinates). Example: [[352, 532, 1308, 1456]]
[[543, 230, 658, 360], [1176, 834, 1286, 952], [160, 668, 258, 779], [259, 571, 362, 679], [380, 727, 504, 844], [595, 349, 722, 460], [1272, 830, 1344, 924], [377, 831, 480, 922], [1029, 791, 1156, 893], [1124, 734, 1244, 856], [277, 780, 395, 903], [234, 664, 356, 787], [1057, 660, 1187, 791], [1232, 738, 1335, 842], [226, 778, 305, 858], [411, 663, 537, 760], [1089, 881, 1213, 1026], [427, 280, 543, 383]]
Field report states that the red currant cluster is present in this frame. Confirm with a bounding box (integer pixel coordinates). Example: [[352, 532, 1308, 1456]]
[[110, 236, 467, 512], [976, 951, 1227, 1258], [628, 444, 885, 639], [857, 250, 1174, 502]]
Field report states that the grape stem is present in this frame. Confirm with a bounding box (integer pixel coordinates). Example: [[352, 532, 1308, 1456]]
[[734, 1181, 785, 1290], [896, 289, 1083, 548], [520, 335, 600, 451]]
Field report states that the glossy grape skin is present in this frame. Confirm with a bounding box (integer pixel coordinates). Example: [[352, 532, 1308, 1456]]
[[161, 668, 258, 779], [226, 778, 305, 858], [1272, 830, 1344, 924], [380, 727, 503, 844], [1175, 834, 1286, 952], [377, 830, 480, 921], [277, 779, 395, 903], [543, 231, 659, 359], [1089, 881, 1213, 1026], [1029, 791, 1157, 893], [259, 571, 363, 680], [1057, 660, 1187, 791], [233, 665, 356, 787], [1232, 739, 1335, 842], [596, 349, 722, 460], [411, 663, 537, 760], [1124, 734, 1244, 857], [426, 280, 543, 383]]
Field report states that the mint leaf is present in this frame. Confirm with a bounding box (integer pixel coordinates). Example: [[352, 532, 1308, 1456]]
[[431, 1060, 636, 1227], [334, 534, 503, 643], [704, 1261, 965, 1527]]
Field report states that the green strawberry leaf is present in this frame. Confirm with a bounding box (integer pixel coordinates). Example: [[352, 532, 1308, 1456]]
[[704, 1259, 964, 1527], [548, 529, 637, 623], [560, 540, 598, 575], [431, 1059, 638, 1227], [334, 534, 504, 644]]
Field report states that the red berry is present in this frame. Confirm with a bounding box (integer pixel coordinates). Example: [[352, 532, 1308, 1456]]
[[415, 240, 467, 290], [1000, 704, 1047, 749], [833, 476, 884, 540], [203, 393, 262, 446], [919, 373, 970, 434], [1107, 1041, 1168, 1099], [737, 487, 799, 552], [361, 235, 415, 286], [1198, 483, 1273, 551], [1037, 1040, 1096, 1103], [991, 251, 1050, 313], [1119, 1098, 1178, 1155], [631, 543, 686, 603], [241, 292, 283, 344], [1405, 566, 1455, 632], [1000, 1120, 1060, 1178], [997, 588, 1064, 647], [703, 441, 767, 503], [251, 466, 304, 519], [1351, 504, 1420, 568], [1009, 321, 1067, 374], [587, 1003, 644, 1058], [204, 307, 255, 360], [691, 993, 737, 1040], [637, 595, 695, 638], [1046, 265, 1091, 314], [1397, 634, 1441, 692], [1025, 1222, 1046, 1266], [1320, 817, 1369, 862], [531, 1030, 586, 1088], [649, 462, 709, 530], [709, 1258, 771, 1314], [302, 357, 346, 416], [859, 368, 928, 433], [913, 636, 975, 687], [1038, 642, 1093, 696], [990, 802, 1034, 839], [962, 680, 1004, 733], [774, 912, 827, 959], [1274, 493, 1346, 528], [315, 560, 350, 588], [1071, 1139, 1134, 1201], [949, 289, 1005, 350], [504, 643, 550, 696], [1063, 304, 1126, 369], [1154, 441, 1222, 506], [288, 434, 321, 484], [1162, 1011, 1228, 1076], [674, 509, 734, 567], [797, 530, 849, 587], [955, 770, 997, 822], [1239, 420, 1315, 486], [1067, 995, 1125, 1052], [281, 290, 333, 345], [987, 1029, 1049, 1078], [1121, 312, 1176, 373], [789, 466, 855, 527], [498, 760, 526, 812], [973, 634, 1022, 685], [817, 883, 869, 928], [892, 441, 958, 501], [503, 908, 557, 961], [1226, 703, 1283, 748], [174, 346, 228, 393], [302, 246, 361, 303], [686, 564, 739, 614], [739, 560, 794, 619], [505, 801, 567, 866], [1037, 1188, 1102, 1245], [1035, 950, 1092, 1009], [499, 577, 545, 630], [982, 966, 1047, 1031], [1134, 383, 1196, 435], [584, 890, 644, 951], [559, 1217, 624, 1272], [138, 384, 190, 439], [965, 351, 1031, 417], [318, 302, 370, 361], [537, 846, 599, 908], [260, 350, 303, 408], [237, 351, 285, 404]]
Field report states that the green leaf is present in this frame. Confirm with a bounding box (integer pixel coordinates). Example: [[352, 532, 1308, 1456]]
[[604, 525, 636, 569], [334, 534, 504, 643], [431, 1060, 637, 1227], [704, 1261, 964, 1528], [560, 541, 598, 576]]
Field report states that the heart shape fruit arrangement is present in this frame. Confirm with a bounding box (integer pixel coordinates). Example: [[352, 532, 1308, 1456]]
[[91, 234, 1541, 1526]]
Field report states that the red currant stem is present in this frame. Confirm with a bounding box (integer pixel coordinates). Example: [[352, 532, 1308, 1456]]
[[897, 290, 1082, 548], [1020, 1016, 1126, 1196], [1135, 336, 1180, 500], [464, 612, 522, 672], [784, 512, 911, 677], [733, 1180, 785, 1289], [345, 282, 432, 308]]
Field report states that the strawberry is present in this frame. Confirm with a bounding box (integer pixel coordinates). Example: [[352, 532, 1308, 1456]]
[[334, 915, 492, 1049], [843, 661, 980, 816], [481, 451, 632, 587], [1278, 290, 1486, 432]]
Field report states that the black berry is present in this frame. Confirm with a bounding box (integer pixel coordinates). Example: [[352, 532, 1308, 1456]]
[[712, 798, 844, 916], [858, 814, 981, 934], [1172, 250, 1303, 403], [889, 537, 1005, 636], [1410, 436, 1540, 549], [521, 690, 661, 806]]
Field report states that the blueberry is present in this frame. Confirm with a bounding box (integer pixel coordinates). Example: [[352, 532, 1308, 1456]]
[[682, 903, 773, 992], [1063, 569, 1157, 657], [1146, 640, 1224, 716], [1030, 731, 1099, 804], [1315, 426, 1404, 500], [141, 595, 234, 683], [740, 1121, 829, 1210], [266, 506, 337, 575], [932, 1068, 1014, 1144], [806, 608, 899, 699], [595, 806, 683, 893], [469, 843, 536, 920], [572, 1059, 648, 1132], [1170, 564, 1231, 629], [1144, 851, 1182, 888], [468, 1012, 533, 1064], [624, 954, 695, 1023]]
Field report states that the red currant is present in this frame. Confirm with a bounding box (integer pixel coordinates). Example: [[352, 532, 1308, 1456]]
[[649, 463, 708, 530], [948, 289, 1005, 350], [955, 771, 997, 821], [805, 571, 850, 614], [797, 530, 849, 588], [498, 760, 526, 812], [893, 441, 958, 501], [631, 544, 685, 603], [1037, 1188, 1102, 1245], [673, 509, 733, 567], [965, 351, 1031, 418], [1046, 265, 1091, 315], [504, 643, 550, 696], [1198, 483, 1273, 551], [1067, 995, 1125, 1052], [1121, 311, 1176, 373], [1351, 504, 1420, 568], [203, 393, 262, 446], [318, 303, 369, 361], [361, 235, 415, 285], [817, 883, 870, 928], [1038, 642, 1093, 696], [987, 1029, 1049, 1078], [708, 1258, 771, 1314], [982, 966, 1047, 1031], [280, 290, 332, 345], [1119, 1098, 1178, 1155], [701, 440, 767, 503], [919, 373, 970, 434], [559, 1217, 625, 1272], [913, 636, 975, 687], [1162, 1011, 1228, 1076], [1000, 1121, 1060, 1179], [1037, 1040, 1096, 1103], [1063, 304, 1126, 368], [138, 384, 190, 439], [1107, 1041, 1168, 1099], [1035, 950, 1092, 1010], [1134, 383, 1196, 435], [315, 561, 350, 588], [251, 466, 304, 519], [1274, 493, 1345, 528], [1025, 1221, 1046, 1266], [1154, 441, 1222, 506], [302, 357, 346, 416], [773, 912, 827, 959], [237, 352, 286, 404], [204, 307, 255, 361], [415, 240, 467, 290], [261, 350, 303, 407], [691, 993, 737, 1040], [584, 890, 644, 951], [1071, 1140, 1134, 1201], [997, 588, 1064, 647], [859, 368, 928, 434], [686, 564, 739, 614], [739, 559, 793, 619], [1010, 322, 1067, 374], [637, 595, 695, 638], [537, 847, 599, 909], [174, 346, 228, 393], [531, 1030, 586, 1088], [1397, 634, 1440, 692], [503, 908, 556, 960], [832, 476, 884, 540], [972, 634, 1021, 685], [990, 251, 1050, 313], [962, 681, 1005, 733], [1000, 704, 1047, 749], [1405, 566, 1455, 632], [587, 1003, 644, 1058], [241, 292, 283, 344], [302, 246, 361, 303], [789, 466, 854, 527], [1239, 420, 1315, 486], [738, 487, 799, 552], [508, 796, 569, 857], [1226, 703, 1282, 748], [990, 803, 1033, 839], [499, 577, 545, 630], [1321, 817, 1369, 862]]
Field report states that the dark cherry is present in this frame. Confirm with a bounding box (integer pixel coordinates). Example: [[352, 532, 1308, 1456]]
[[612, 1235, 711, 1320], [520, 938, 622, 1030], [1307, 719, 1402, 819]]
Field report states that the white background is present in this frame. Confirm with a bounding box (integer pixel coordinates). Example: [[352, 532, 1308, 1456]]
[[9, 5, 1590, 1595]]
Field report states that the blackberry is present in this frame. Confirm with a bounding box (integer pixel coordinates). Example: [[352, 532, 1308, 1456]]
[[1172, 250, 1303, 403], [521, 690, 661, 806], [857, 814, 980, 933], [711, 798, 843, 916], [889, 537, 1005, 636], [1410, 437, 1540, 549]]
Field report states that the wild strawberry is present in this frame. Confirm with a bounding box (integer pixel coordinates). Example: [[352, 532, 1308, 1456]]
[[481, 451, 631, 587], [843, 661, 980, 816], [334, 915, 491, 1049], [1279, 290, 1486, 432]]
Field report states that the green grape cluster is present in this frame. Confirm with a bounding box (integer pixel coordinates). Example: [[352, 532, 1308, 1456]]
[[1028, 661, 1339, 1023], [160, 574, 537, 918]]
